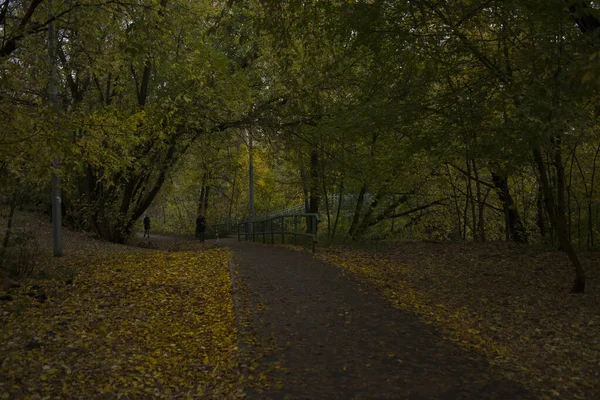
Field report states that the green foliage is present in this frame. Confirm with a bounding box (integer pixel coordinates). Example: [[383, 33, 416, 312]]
[[3, 0, 600, 255]]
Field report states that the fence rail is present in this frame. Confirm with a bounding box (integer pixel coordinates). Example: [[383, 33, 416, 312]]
[[208, 220, 238, 238], [237, 213, 319, 252]]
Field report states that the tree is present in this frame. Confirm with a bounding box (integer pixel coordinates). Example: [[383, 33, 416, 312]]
[[49, 0, 257, 242]]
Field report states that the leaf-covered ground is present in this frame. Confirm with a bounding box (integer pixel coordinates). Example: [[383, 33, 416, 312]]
[[1, 214, 243, 398], [232, 241, 533, 399], [318, 241, 600, 400], [3, 212, 600, 398]]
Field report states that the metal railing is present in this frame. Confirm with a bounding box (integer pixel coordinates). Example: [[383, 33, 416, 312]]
[[237, 213, 319, 252], [208, 220, 238, 238]]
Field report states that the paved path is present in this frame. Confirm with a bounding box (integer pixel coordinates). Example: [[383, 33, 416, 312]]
[[229, 241, 532, 400]]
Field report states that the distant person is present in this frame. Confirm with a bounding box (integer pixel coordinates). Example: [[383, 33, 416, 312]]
[[196, 214, 207, 243], [143, 214, 151, 238]]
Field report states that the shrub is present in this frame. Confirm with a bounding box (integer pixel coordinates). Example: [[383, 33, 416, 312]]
[[0, 230, 41, 279]]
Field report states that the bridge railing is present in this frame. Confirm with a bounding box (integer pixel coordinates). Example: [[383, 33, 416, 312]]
[[208, 220, 238, 238], [237, 213, 319, 252]]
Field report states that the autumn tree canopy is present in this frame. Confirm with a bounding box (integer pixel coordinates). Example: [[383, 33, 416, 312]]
[[2, 0, 600, 291]]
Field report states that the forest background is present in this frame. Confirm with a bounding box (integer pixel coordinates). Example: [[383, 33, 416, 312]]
[[2, 0, 600, 293]]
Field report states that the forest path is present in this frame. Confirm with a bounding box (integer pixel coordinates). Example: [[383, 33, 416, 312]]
[[228, 241, 533, 400], [133, 232, 222, 251]]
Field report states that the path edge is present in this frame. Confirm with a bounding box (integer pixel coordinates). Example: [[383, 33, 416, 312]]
[[227, 254, 251, 398]]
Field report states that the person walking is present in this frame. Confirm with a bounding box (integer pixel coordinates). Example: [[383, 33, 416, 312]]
[[143, 214, 151, 238], [195, 214, 207, 243]]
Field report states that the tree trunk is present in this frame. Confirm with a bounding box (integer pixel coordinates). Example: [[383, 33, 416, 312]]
[[198, 186, 206, 216], [113, 139, 180, 243], [445, 164, 463, 240], [228, 168, 238, 221], [331, 181, 344, 239], [491, 172, 527, 243], [536, 185, 547, 238], [203, 185, 211, 216], [567, 146, 576, 245], [533, 146, 585, 293], [198, 172, 208, 215], [588, 202, 593, 250], [465, 149, 477, 240], [473, 159, 486, 241], [348, 183, 367, 236], [307, 149, 320, 234], [463, 159, 471, 240], [321, 158, 331, 236], [300, 166, 309, 213], [587, 142, 600, 249], [355, 193, 382, 235], [0, 191, 18, 268]]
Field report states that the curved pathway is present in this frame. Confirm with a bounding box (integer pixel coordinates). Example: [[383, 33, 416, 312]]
[[229, 241, 532, 399]]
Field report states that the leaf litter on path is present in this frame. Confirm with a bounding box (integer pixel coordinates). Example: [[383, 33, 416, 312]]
[[318, 241, 600, 400]]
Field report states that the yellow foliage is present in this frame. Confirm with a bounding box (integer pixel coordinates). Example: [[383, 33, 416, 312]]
[[0, 249, 244, 398]]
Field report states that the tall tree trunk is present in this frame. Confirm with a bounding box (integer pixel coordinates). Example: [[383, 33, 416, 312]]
[[349, 132, 377, 237], [445, 164, 463, 239], [321, 158, 331, 236], [300, 166, 309, 213], [473, 159, 486, 241], [307, 149, 320, 234], [0, 190, 18, 269], [491, 172, 527, 243], [348, 183, 367, 237], [567, 146, 576, 245], [575, 197, 582, 250], [355, 193, 384, 235], [198, 172, 209, 215], [588, 202, 594, 250], [536, 185, 547, 238], [463, 160, 470, 240], [198, 186, 205, 215], [228, 168, 238, 221], [203, 185, 211, 216], [331, 181, 344, 239], [534, 146, 585, 293], [114, 139, 180, 243], [588, 142, 600, 249], [466, 150, 477, 240]]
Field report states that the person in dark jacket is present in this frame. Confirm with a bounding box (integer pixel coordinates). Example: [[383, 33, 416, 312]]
[[143, 215, 151, 238], [195, 215, 207, 243]]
